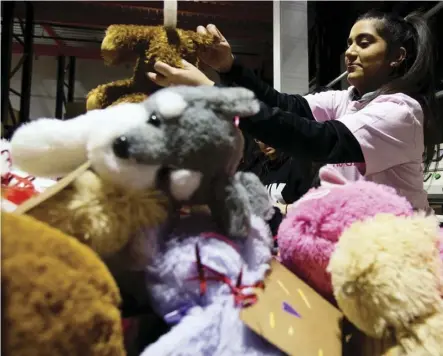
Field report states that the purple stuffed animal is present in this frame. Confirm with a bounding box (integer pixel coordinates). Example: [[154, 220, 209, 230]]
[[141, 212, 284, 356]]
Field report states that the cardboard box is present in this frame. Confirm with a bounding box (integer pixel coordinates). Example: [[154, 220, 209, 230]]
[[241, 259, 343, 356]]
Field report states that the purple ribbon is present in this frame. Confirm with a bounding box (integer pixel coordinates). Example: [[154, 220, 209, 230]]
[[163, 303, 194, 325]]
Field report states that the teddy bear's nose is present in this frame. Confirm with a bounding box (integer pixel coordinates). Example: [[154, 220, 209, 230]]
[[112, 136, 130, 159]]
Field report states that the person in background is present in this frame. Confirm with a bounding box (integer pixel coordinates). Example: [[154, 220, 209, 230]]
[[147, 11, 441, 213], [240, 134, 314, 213], [240, 134, 319, 239]]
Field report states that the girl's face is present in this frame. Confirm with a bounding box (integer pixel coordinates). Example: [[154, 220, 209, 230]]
[[345, 19, 395, 95]]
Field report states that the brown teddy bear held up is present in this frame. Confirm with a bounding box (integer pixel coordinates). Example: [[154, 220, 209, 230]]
[[86, 24, 217, 110]]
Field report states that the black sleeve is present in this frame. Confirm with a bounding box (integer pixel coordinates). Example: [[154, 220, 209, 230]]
[[237, 133, 256, 171], [239, 102, 364, 164], [219, 57, 312, 118], [280, 158, 315, 204], [267, 207, 283, 237]]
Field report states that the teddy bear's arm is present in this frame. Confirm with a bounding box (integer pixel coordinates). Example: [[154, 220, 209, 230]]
[[86, 79, 135, 110], [182, 29, 218, 48], [86, 79, 154, 110]]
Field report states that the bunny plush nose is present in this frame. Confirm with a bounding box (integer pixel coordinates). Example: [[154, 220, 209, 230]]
[[112, 135, 130, 159]]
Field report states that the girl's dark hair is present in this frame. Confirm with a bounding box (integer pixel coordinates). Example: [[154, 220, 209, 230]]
[[357, 10, 441, 168]]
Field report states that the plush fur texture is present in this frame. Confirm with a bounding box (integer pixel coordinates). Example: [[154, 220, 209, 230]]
[[104, 85, 262, 239], [86, 25, 217, 110], [141, 213, 283, 356], [277, 167, 413, 300], [10, 102, 170, 260], [27, 170, 168, 259], [328, 213, 443, 356], [11, 102, 162, 183], [1, 212, 125, 356]]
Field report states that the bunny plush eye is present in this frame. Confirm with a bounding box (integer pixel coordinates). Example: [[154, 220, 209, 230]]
[[147, 112, 162, 127]]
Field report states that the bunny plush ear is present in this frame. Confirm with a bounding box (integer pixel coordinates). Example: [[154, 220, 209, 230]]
[[318, 166, 349, 188], [167, 86, 260, 118], [10, 108, 118, 178], [11, 117, 90, 178]]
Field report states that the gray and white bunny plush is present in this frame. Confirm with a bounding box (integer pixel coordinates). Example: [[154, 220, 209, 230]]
[[111, 85, 273, 238], [11, 85, 272, 239]]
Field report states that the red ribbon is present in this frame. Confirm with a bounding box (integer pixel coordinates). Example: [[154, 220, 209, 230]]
[[199, 232, 240, 252], [1, 173, 38, 205], [1, 149, 39, 205], [188, 243, 264, 308]]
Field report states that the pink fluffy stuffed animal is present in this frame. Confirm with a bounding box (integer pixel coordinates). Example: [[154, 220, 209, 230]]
[[277, 166, 414, 301]]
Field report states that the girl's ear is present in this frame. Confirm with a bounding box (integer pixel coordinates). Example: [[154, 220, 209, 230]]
[[390, 46, 407, 68], [319, 166, 348, 187]]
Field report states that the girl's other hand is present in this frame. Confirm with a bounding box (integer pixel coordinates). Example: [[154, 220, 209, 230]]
[[274, 202, 292, 215], [197, 24, 234, 73]]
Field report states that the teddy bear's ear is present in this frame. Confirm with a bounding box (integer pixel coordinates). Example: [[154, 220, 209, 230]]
[[319, 166, 348, 188]]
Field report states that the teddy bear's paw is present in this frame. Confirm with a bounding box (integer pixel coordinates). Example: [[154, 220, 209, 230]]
[[86, 79, 139, 111]]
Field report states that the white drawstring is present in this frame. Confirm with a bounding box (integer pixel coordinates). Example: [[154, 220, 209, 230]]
[[163, 0, 178, 29]]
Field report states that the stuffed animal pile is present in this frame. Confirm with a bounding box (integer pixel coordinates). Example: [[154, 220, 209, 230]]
[[4, 7, 443, 353], [10, 102, 170, 262], [276, 166, 443, 355], [10, 85, 262, 241], [277, 167, 414, 301], [4, 85, 278, 354]]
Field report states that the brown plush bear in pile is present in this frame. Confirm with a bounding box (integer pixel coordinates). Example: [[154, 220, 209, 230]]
[[86, 25, 217, 110], [1, 212, 125, 356]]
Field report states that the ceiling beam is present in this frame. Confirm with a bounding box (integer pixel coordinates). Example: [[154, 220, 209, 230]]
[[12, 42, 102, 60], [93, 1, 272, 23], [11, 41, 266, 61], [13, 2, 272, 41], [41, 24, 66, 49]]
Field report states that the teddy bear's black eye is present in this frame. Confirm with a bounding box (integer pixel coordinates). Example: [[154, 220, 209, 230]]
[[147, 113, 161, 127]]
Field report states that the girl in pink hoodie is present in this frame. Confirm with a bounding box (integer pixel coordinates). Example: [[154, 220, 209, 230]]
[[148, 11, 440, 212]]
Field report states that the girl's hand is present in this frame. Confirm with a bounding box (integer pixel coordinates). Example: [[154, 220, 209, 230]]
[[274, 202, 292, 215], [147, 59, 215, 87], [196, 24, 234, 73]]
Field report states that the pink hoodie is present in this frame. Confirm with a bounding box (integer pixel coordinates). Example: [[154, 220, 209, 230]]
[[304, 87, 429, 211]]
